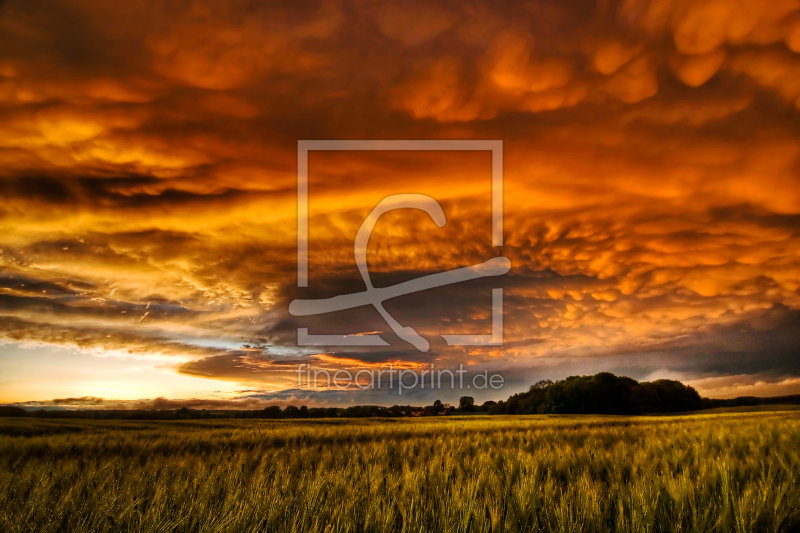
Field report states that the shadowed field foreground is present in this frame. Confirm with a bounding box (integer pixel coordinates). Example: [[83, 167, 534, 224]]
[[1, 412, 799, 532]]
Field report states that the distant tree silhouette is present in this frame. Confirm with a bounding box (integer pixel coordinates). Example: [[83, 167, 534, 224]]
[[0, 406, 27, 417], [262, 406, 282, 418], [635, 379, 703, 413], [494, 373, 702, 415], [459, 396, 475, 412]]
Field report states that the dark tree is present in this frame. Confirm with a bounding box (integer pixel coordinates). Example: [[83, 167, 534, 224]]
[[636, 380, 702, 413], [494, 373, 706, 415], [262, 406, 282, 419], [459, 396, 475, 412], [0, 406, 27, 417], [480, 400, 497, 412]]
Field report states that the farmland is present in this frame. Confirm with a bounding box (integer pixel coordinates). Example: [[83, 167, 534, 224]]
[[1, 410, 799, 532]]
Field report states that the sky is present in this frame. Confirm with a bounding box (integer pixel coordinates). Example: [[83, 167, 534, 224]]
[[1, 0, 800, 408]]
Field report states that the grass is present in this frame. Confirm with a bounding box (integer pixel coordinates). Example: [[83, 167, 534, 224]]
[[0, 411, 799, 532], [687, 404, 800, 415]]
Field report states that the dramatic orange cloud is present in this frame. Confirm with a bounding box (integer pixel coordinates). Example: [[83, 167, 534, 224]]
[[1, 0, 800, 406]]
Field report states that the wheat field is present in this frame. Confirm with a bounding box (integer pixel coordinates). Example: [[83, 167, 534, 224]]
[[1, 411, 798, 532]]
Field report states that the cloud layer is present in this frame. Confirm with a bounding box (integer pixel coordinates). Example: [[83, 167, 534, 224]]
[[1, 0, 800, 404]]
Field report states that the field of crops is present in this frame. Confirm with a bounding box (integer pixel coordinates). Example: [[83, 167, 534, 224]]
[[1, 411, 799, 532]]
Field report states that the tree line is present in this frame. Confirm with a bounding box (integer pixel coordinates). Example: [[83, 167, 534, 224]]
[[6, 372, 799, 420], [484, 372, 703, 415]]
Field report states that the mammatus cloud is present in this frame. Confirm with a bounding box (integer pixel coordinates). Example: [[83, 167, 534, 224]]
[[0, 0, 799, 405]]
